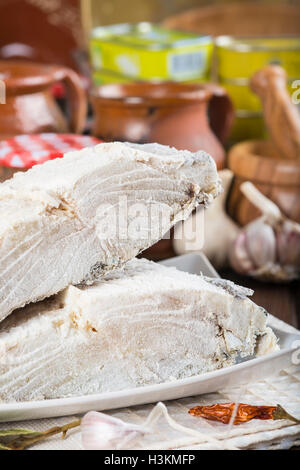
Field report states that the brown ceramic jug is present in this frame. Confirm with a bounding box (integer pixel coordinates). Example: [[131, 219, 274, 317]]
[[90, 82, 234, 169], [0, 61, 87, 139]]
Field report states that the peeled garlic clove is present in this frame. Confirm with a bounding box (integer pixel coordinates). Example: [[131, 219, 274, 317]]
[[244, 218, 277, 269], [276, 220, 300, 267], [229, 231, 256, 274], [81, 411, 149, 450]]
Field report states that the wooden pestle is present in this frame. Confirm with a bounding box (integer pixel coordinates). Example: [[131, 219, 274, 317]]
[[250, 65, 300, 160]]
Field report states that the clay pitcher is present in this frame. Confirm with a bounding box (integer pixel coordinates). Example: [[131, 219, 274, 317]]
[[0, 61, 87, 139], [90, 82, 234, 169]]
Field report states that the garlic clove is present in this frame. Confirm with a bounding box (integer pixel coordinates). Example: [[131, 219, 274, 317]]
[[276, 220, 300, 267], [244, 218, 277, 269], [229, 231, 256, 274], [81, 411, 149, 450]]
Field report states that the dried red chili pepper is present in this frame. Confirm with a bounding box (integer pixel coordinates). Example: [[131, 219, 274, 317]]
[[188, 403, 299, 425]]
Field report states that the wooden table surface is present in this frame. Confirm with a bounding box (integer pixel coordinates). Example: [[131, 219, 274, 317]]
[[220, 269, 300, 330]]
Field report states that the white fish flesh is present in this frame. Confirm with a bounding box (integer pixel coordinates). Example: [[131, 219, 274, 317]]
[[0, 258, 278, 402], [0, 142, 221, 322]]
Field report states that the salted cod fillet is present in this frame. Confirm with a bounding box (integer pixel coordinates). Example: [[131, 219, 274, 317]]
[[0, 258, 278, 402], [0, 142, 220, 322]]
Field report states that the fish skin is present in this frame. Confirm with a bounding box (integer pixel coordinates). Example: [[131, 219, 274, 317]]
[[0, 142, 221, 322], [0, 258, 278, 402]]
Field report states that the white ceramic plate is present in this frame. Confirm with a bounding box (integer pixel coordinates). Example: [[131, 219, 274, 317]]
[[1, 254, 299, 422]]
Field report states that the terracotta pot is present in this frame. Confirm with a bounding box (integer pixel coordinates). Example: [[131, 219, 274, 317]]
[[227, 140, 300, 225], [90, 81, 234, 170], [0, 61, 87, 139]]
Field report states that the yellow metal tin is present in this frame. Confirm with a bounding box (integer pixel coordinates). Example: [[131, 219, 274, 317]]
[[230, 115, 267, 143], [90, 23, 213, 81], [219, 79, 297, 112], [216, 36, 300, 141], [216, 36, 300, 79]]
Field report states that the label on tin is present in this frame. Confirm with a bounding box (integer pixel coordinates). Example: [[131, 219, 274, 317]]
[[169, 50, 206, 77]]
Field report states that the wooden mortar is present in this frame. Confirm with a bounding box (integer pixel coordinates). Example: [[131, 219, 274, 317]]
[[227, 140, 300, 225]]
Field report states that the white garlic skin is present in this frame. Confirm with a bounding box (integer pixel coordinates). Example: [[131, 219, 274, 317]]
[[81, 411, 148, 450]]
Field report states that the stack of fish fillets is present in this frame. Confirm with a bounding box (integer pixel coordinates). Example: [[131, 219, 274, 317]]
[[0, 142, 278, 402]]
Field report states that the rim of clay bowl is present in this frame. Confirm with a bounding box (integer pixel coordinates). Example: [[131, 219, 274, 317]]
[[0, 61, 67, 94]]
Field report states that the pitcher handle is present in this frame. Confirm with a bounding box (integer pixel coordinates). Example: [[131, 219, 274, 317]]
[[204, 83, 234, 146], [53, 67, 87, 134]]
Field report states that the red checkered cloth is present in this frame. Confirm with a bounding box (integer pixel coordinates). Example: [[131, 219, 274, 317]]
[[0, 134, 102, 169]]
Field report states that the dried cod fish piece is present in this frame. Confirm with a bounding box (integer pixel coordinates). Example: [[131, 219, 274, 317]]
[[0, 142, 220, 322], [0, 258, 278, 402]]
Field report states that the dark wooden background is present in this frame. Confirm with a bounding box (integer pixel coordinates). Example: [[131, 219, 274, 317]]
[[221, 269, 300, 329]]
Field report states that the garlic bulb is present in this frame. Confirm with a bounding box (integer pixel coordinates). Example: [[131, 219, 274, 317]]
[[229, 183, 300, 281]]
